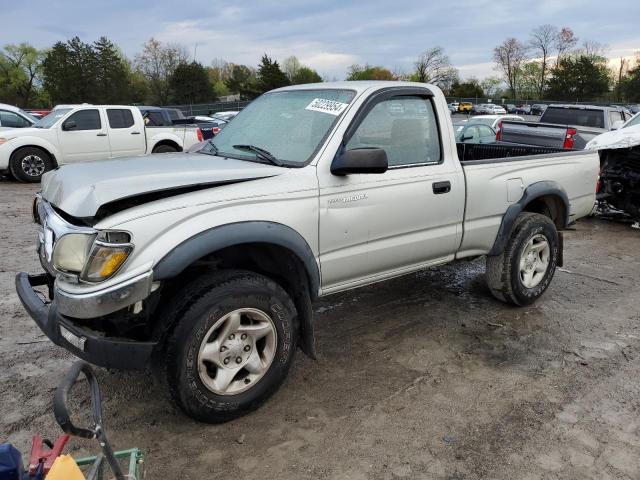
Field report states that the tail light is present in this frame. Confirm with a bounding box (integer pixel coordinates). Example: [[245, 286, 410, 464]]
[[196, 128, 203, 142], [212, 127, 221, 135], [495, 121, 503, 141], [563, 127, 577, 150]]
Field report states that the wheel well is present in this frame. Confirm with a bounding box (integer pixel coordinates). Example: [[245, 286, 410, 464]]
[[11, 145, 58, 168], [154, 242, 316, 356], [168, 242, 311, 300], [152, 140, 181, 152], [522, 194, 566, 229]]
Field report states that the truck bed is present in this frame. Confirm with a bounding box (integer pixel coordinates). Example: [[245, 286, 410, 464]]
[[456, 146, 599, 259]]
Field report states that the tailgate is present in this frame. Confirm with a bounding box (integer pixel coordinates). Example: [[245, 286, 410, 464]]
[[501, 121, 567, 148]]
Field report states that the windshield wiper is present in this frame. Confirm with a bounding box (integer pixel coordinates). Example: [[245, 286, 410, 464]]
[[232, 144, 284, 167]]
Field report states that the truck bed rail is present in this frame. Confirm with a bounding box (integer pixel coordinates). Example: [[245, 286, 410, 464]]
[[457, 143, 566, 162]]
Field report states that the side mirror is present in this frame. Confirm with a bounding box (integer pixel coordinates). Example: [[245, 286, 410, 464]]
[[62, 120, 76, 131], [331, 148, 388, 175], [611, 120, 625, 131]]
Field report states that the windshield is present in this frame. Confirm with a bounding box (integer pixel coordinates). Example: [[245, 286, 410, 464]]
[[203, 89, 355, 165], [624, 113, 640, 128], [34, 108, 72, 128]]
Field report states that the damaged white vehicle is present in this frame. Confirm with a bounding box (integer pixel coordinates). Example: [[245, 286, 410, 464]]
[[587, 113, 640, 220], [17, 82, 599, 422]]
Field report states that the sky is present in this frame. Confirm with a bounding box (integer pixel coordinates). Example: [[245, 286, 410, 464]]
[[2, 0, 639, 80]]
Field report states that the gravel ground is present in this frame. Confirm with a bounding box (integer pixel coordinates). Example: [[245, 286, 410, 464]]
[[1, 180, 639, 479]]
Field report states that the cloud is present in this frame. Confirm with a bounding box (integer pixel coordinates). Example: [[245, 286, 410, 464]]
[[1, 0, 639, 82]]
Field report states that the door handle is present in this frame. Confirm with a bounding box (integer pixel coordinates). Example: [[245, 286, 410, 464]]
[[96, 133, 107, 137], [432, 181, 451, 194], [131, 131, 141, 135]]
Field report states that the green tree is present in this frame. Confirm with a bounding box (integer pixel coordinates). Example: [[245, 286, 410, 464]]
[[225, 64, 259, 100], [292, 66, 322, 84], [0, 43, 44, 107], [257, 54, 289, 93], [134, 37, 188, 104], [169, 61, 213, 104], [451, 79, 484, 98], [93, 37, 130, 103], [546, 54, 611, 101], [347, 64, 395, 81], [620, 60, 640, 102], [41, 37, 96, 104]]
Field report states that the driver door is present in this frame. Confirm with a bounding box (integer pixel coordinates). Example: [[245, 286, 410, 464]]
[[318, 94, 465, 291], [58, 109, 110, 163]]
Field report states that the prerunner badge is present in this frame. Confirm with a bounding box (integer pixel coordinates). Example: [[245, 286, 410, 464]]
[[305, 98, 349, 116]]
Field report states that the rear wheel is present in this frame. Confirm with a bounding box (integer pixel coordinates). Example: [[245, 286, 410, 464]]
[[164, 270, 298, 423], [152, 144, 179, 153], [486, 213, 559, 306], [9, 147, 54, 182]]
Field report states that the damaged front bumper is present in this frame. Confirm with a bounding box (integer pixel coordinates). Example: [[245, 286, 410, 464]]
[[15, 272, 157, 370]]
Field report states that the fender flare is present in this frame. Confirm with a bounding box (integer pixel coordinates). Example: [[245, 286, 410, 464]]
[[153, 221, 320, 298], [153, 221, 320, 358], [147, 131, 183, 152], [489, 180, 570, 256]]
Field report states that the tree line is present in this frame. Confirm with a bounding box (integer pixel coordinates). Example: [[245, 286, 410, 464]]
[[0, 37, 323, 108], [1, 30, 639, 108], [492, 25, 639, 102]]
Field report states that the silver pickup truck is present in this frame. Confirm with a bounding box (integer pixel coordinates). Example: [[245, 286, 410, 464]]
[[500, 104, 632, 150], [16, 81, 599, 422]]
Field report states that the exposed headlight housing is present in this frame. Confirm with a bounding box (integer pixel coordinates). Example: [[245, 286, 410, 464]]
[[51, 230, 133, 282], [80, 231, 133, 282], [52, 233, 95, 273]]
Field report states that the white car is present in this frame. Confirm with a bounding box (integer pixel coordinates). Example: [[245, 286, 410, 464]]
[[484, 104, 507, 115], [0, 103, 37, 131], [467, 114, 525, 130], [0, 105, 203, 182], [17, 81, 599, 422]]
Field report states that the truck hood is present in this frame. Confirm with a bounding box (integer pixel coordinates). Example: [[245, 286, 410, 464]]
[[41, 153, 285, 218], [586, 124, 640, 151]]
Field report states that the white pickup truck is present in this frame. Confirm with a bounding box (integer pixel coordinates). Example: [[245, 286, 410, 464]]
[[16, 81, 599, 423], [0, 105, 203, 182]]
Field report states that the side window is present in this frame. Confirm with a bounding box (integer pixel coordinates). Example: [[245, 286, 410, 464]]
[[346, 96, 441, 167], [0, 110, 30, 128], [459, 125, 478, 143], [65, 109, 101, 130], [144, 111, 166, 126], [477, 125, 495, 140], [609, 111, 623, 125], [107, 109, 135, 129]]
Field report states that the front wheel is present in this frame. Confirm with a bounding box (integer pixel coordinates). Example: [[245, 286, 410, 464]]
[[9, 147, 54, 182], [164, 270, 298, 423], [486, 213, 559, 306]]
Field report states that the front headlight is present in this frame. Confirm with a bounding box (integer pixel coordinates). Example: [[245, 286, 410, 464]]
[[52, 234, 95, 273], [81, 231, 133, 282]]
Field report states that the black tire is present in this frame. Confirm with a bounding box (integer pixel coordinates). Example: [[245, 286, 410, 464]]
[[152, 144, 179, 154], [164, 270, 298, 423], [9, 147, 54, 183], [486, 212, 559, 306]]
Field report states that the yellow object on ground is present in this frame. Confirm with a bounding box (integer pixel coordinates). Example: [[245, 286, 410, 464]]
[[47, 454, 85, 480]]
